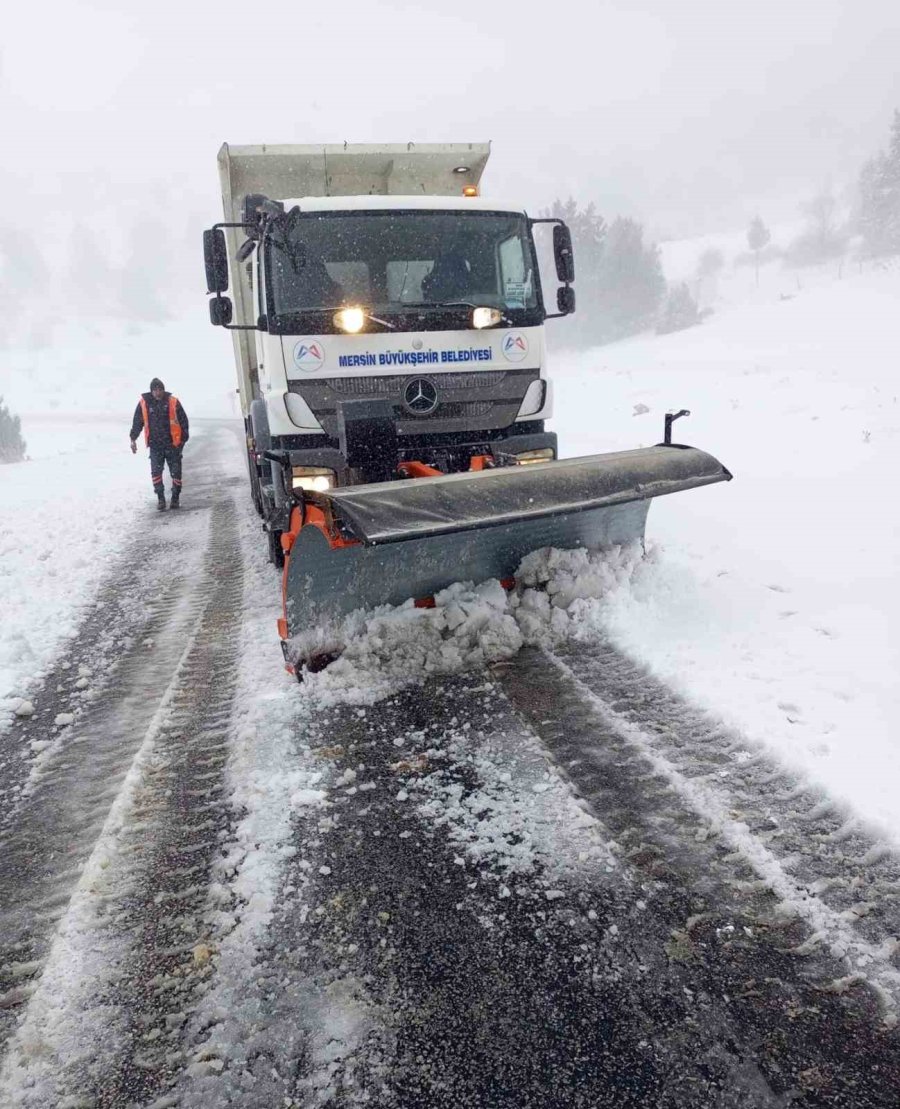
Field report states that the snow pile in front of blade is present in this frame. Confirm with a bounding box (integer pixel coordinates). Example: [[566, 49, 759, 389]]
[[513, 542, 647, 645], [291, 578, 524, 706], [291, 543, 647, 707]]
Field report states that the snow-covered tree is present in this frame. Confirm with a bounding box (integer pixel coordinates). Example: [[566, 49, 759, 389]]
[[542, 204, 664, 346], [547, 199, 607, 263], [0, 397, 26, 463], [858, 109, 900, 257], [543, 199, 606, 346], [66, 223, 118, 314], [696, 247, 725, 280], [594, 217, 666, 342], [746, 216, 771, 286], [119, 217, 177, 321], [787, 189, 847, 266], [695, 247, 725, 303], [656, 282, 702, 334], [0, 228, 49, 321]]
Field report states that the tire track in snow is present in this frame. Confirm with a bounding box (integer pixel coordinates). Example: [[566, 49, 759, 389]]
[[552, 639, 900, 979], [0, 434, 246, 1105], [80, 495, 244, 1108], [0, 431, 230, 818], [0, 508, 212, 1044], [499, 646, 900, 1021]]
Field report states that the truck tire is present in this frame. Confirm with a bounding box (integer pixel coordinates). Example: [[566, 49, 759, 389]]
[[248, 400, 272, 518], [245, 428, 264, 516]]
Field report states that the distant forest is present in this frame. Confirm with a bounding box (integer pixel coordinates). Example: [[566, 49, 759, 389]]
[[549, 109, 900, 348]]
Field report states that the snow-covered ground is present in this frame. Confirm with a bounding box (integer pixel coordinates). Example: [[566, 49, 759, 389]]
[[550, 260, 900, 837], [0, 307, 234, 723], [1, 314, 237, 421], [2, 251, 898, 844], [0, 419, 145, 719]]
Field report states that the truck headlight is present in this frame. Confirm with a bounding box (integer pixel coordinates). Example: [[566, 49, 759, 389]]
[[514, 448, 555, 465], [334, 307, 366, 333], [292, 467, 336, 492], [472, 307, 502, 329]]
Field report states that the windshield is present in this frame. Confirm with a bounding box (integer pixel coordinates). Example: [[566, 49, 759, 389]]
[[266, 210, 540, 321]]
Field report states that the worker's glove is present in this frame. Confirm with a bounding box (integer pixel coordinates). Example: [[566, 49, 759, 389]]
[[130, 440, 137, 454]]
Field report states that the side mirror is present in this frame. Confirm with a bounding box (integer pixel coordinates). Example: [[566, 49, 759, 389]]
[[553, 224, 575, 284], [557, 286, 575, 314], [203, 229, 229, 294], [209, 296, 233, 326]]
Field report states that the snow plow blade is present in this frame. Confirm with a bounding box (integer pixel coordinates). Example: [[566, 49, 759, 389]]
[[281, 444, 731, 645]]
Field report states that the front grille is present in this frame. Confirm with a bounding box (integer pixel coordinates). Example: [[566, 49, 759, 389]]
[[430, 401, 494, 419], [325, 371, 507, 395], [287, 366, 539, 436]]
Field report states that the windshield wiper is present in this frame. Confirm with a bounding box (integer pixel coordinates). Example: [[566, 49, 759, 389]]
[[400, 300, 480, 310], [399, 301, 513, 326]]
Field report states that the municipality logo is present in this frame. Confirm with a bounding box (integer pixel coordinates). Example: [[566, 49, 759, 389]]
[[501, 333, 528, 362], [293, 341, 326, 373]]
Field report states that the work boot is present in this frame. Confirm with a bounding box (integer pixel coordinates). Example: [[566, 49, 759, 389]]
[[170, 494, 180, 510], [156, 492, 167, 512]]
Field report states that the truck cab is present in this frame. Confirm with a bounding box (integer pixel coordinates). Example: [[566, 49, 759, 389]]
[[203, 144, 575, 562]]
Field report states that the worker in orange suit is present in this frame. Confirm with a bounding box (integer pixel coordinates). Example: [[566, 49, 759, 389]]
[[129, 378, 190, 511]]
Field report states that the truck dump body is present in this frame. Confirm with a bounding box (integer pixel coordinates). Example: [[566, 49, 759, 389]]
[[218, 142, 491, 207]]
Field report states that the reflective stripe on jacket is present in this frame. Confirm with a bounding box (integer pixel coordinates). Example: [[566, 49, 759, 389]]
[[139, 395, 183, 447]]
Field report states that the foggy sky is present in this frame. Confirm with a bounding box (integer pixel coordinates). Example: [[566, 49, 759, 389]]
[[3, 0, 899, 248]]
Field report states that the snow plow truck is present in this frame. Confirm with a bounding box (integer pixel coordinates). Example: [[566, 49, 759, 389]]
[[203, 142, 731, 673]]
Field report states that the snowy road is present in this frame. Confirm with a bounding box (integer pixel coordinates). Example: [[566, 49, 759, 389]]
[[1, 427, 899, 1106]]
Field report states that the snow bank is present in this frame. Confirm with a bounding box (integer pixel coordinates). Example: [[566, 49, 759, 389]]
[[0, 420, 146, 723], [550, 261, 900, 840], [287, 543, 643, 703], [0, 312, 235, 730], [1, 315, 237, 421]]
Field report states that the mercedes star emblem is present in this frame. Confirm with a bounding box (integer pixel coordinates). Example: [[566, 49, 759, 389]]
[[403, 377, 439, 416]]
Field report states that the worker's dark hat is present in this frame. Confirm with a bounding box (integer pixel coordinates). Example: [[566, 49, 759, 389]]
[[149, 377, 165, 391]]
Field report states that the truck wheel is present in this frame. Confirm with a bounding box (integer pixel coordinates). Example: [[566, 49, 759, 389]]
[[248, 402, 272, 519], [247, 443, 264, 516]]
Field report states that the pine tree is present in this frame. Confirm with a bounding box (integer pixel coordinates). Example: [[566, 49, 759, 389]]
[[696, 248, 725, 303], [545, 199, 606, 346], [858, 109, 900, 257], [542, 205, 665, 345], [594, 217, 666, 342], [656, 283, 702, 334], [0, 397, 26, 463], [787, 189, 846, 266], [696, 248, 725, 280], [888, 110, 900, 250], [746, 216, 771, 286], [859, 154, 889, 253]]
